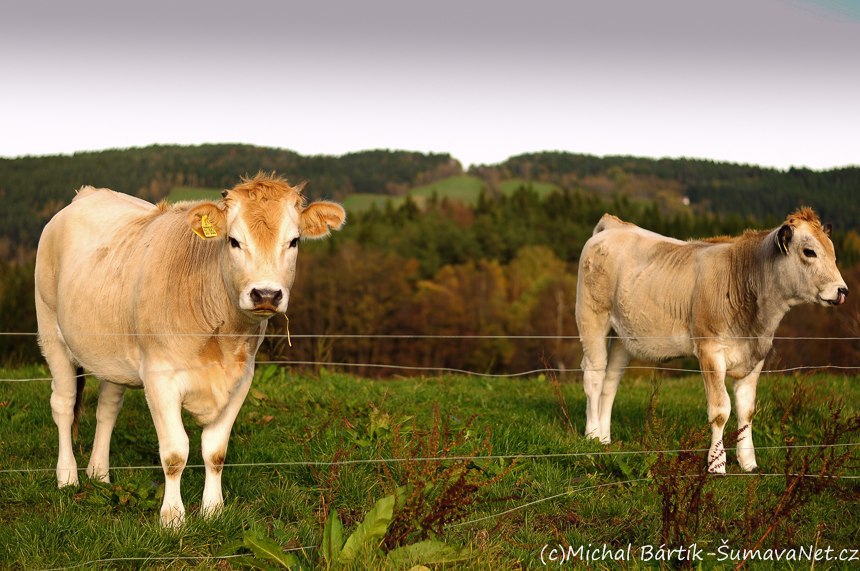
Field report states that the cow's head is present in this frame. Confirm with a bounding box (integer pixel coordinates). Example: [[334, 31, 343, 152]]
[[185, 173, 345, 319], [772, 207, 848, 307]]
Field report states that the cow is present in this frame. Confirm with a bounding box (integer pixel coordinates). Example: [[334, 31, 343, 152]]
[[35, 173, 345, 526], [575, 208, 848, 473]]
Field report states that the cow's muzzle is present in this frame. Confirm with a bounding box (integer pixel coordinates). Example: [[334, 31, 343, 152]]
[[250, 287, 284, 313], [830, 287, 849, 306]]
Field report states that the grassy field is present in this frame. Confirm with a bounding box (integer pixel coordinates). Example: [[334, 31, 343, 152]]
[[1, 364, 859, 570]]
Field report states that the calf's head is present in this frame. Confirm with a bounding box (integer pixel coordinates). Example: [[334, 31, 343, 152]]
[[773, 207, 848, 307], [185, 173, 345, 318]]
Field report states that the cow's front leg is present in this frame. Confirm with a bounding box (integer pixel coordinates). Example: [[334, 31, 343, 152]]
[[733, 360, 764, 472], [698, 350, 730, 473], [144, 373, 189, 527], [87, 380, 126, 483], [200, 371, 253, 517]]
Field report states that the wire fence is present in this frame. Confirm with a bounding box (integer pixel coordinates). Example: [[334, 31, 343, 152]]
[[4, 329, 860, 570]]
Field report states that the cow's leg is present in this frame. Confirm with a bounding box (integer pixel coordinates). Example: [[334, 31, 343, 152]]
[[200, 370, 253, 517], [698, 350, 730, 473], [86, 380, 126, 483], [733, 360, 764, 472], [38, 311, 81, 486], [143, 372, 189, 527], [580, 322, 612, 441], [597, 339, 631, 443]]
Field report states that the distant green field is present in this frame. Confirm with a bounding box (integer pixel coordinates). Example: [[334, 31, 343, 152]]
[[167, 187, 223, 203], [408, 175, 483, 203], [343, 176, 484, 214], [341, 193, 404, 213]]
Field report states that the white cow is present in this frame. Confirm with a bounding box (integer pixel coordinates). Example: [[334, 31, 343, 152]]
[[575, 208, 848, 472], [35, 173, 345, 525]]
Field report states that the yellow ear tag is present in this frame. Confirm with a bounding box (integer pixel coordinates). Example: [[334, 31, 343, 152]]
[[201, 215, 218, 238]]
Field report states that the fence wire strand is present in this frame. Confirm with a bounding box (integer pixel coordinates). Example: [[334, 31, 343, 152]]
[[3, 359, 860, 384], [3, 442, 858, 475]]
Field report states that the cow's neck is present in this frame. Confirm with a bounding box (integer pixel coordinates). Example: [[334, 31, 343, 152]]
[[727, 233, 792, 339]]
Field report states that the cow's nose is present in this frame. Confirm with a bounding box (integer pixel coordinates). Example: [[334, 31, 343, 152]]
[[838, 287, 849, 305], [250, 288, 283, 308]]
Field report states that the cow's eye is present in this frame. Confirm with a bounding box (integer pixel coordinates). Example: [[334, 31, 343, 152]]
[[289, 237, 300, 249], [229, 237, 241, 249], [803, 248, 816, 258]]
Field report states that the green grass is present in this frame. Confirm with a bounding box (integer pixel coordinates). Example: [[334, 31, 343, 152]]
[[167, 187, 224, 203], [2, 364, 860, 569]]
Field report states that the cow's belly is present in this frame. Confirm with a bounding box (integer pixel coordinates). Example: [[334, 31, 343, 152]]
[[609, 315, 695, 362]]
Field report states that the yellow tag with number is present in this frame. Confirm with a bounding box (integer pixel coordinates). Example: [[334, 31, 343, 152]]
[[201, 215, 218, 238]]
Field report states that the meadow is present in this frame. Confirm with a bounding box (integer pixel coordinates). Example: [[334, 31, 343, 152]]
[[2, 363, 859, 570]]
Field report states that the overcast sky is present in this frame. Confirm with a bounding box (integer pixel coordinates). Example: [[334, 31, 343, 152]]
[[1, 0, 858, 170]]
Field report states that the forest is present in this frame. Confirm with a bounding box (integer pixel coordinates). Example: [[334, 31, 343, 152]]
[[1, 144, 859, 373]]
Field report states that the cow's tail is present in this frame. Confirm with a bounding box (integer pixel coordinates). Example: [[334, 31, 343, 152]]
[[593, 213, 631, 236], [72, 367, 85, 440]]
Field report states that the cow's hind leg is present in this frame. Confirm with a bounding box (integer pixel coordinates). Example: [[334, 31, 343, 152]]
[[580, 322, 612, 442], [733, 361, 763, 472], [597, 339, 631, 443], [200, 371, 253, 517], [41, 343, 82, 486], [87, 380, 126, 483]]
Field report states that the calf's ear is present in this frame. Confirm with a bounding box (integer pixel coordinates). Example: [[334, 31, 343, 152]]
[[300, 201, 346, 239], [822, 223, 833, 238], [775, 224, 793, 254], [187, 203, 228, 240]]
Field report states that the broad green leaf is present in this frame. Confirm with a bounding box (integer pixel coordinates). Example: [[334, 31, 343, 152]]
[[243, 532, 298, 568], [386, 540, 475, 565], [321, 511, 343, 567], [340, 493, 396, 561]]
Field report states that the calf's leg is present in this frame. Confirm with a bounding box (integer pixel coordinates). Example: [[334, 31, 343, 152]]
[[597, 339, 631, 443], [37, 301, 82, 487], [580, 323, 611, 441], [733, 361, 763, 472], [200, 370, 253, 516], [144, 370, 189, 527], [87, 380, 126, 482], [698, 350, 731, 473]]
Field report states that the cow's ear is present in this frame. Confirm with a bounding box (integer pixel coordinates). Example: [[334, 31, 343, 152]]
[[299, 201, 346, 239], [775, 224, 793, 254], [822, 223, 833, 238], [187, 203, 227, 241]]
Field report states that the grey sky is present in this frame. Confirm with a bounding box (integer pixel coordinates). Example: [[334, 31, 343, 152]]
[[2, 0, 858, 170]]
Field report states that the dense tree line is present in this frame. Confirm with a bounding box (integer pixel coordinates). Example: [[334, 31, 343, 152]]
[[0, 145, 458, 251], [479, 152, 860, 231]]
